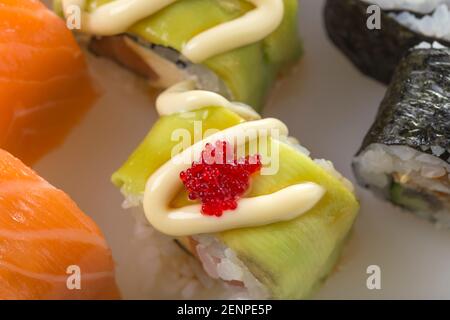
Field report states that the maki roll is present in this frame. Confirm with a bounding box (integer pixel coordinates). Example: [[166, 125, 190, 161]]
[[55, 0, 302, 110], [111, 81, 359, 299], [324, 0, 450, 84], [353, 44, 450, 226]]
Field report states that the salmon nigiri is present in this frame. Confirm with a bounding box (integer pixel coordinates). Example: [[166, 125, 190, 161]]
[[0, 149, 120, 299], [0, 0, 97, 165]]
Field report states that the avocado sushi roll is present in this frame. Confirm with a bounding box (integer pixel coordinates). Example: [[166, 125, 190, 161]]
[[353, 44, 450, 226], [55, 0, 302, 111], [110, 81, 359, 299], [324, 0, 450, 84]]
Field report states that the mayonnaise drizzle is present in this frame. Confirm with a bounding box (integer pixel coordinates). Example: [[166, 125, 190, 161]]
[[182, 0, 284, 62], [143, 118, 325, 236], [156, 80, 261, 120], [62, 0, 285, 63]]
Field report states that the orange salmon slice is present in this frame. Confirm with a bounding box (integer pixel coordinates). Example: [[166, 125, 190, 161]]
[[0, 0, 98, 165], [0, 148, 120, 299]]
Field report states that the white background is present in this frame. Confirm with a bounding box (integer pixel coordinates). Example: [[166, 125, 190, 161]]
[[37, 0, 450, 299]]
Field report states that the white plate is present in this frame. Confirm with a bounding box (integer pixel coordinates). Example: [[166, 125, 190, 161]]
[[36, 0, 450, 299]]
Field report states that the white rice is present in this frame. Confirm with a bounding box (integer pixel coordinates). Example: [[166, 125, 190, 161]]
[[193, 235, 270, 299], [127, 207, 233, 299], [392, 4, 450, 42], [355, 143, 450, 193], [415, 41, 447, 49], [364, 0, 450, 13], [364, 1, 450, 42], [123, 205, 268, 299]]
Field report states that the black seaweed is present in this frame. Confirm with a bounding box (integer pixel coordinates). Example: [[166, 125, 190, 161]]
[[324, 0, 450, 84], [356, 48, 450, 163]]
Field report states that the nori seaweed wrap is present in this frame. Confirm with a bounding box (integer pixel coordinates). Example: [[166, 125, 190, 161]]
[[324, 0, 450, 84], [353, 45, 450, 225]]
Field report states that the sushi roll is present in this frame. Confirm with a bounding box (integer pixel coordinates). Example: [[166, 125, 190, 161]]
[[324, 0, 450, 84], [111, 81, 359, 299], [0, 0, 97, 165], [353, 43, 450, 226], [0, 148, 120, 299], [54, 0, 302, 110]]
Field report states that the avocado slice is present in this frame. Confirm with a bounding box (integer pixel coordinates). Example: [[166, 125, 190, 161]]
[[112, 107, 244, 195], [390, 182, 440, 214], [112, 107, 359, 299], [54, 0, 302, 110]]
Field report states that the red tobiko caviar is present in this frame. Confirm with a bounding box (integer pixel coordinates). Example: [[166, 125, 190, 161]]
[[179, 140, 262, 217]]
